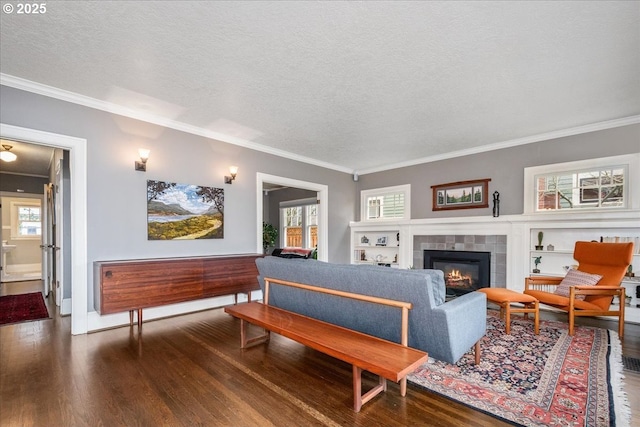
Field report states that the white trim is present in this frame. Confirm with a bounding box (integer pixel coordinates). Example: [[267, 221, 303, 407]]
[[523, 153, 640, 214], [6, 74, 637, 177], [360, 184, 411, 222], [0, 123, 88, 335], [1, 73, 351, 174], [357, 116, 640, 175], [256, 173, 328, 261], [60, 298, 72, 316]]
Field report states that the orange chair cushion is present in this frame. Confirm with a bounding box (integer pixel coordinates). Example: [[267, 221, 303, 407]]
[[573, 241, 634, 309], [478, 288, 537, 304]]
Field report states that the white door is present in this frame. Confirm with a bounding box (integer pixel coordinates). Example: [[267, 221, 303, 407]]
[[42, 183, 55, 297], [54, 160, 64, 308]]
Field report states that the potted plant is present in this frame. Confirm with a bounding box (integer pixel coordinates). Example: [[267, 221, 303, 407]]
[[262, 222, 278, 254], [535, 231, 544, 250], [532, 256, 542, 273]]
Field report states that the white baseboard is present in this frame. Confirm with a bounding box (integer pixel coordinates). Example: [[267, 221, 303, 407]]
[[60, 298, 72, 316], [5, 263, 41, 274]]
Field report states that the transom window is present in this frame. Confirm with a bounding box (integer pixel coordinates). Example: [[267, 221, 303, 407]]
[[524, 154, 639, 214], [536, 168, 625, 210], [360, 184, 411, 221]]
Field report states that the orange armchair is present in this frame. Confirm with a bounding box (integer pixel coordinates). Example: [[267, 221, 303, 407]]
[[524, 241, 633, 338]]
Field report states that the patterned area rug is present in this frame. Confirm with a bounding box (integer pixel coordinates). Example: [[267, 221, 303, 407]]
[[407, 313, 630, 427], [0, 292, 50, 326]]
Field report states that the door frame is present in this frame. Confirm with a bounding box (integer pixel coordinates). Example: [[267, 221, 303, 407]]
[[256, 173, 328, 262], [0, 123, 88, 335]]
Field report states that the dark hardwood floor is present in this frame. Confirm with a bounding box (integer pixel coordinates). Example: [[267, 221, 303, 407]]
[[1, 280, 639, 426]]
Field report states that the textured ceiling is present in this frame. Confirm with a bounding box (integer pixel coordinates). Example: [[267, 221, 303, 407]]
[[0, 139, 54, 177], [1, 1, 639, 173]]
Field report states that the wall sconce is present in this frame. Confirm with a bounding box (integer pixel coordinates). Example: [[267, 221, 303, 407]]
[[135, 148, 150, 172], [225, 166, 238, 184], [0, 144, 17, 162]]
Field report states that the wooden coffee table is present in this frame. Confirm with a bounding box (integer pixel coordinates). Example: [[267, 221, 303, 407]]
[[478, 288, 539, 335]]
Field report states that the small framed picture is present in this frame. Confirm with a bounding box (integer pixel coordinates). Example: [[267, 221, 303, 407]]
[[376, 236, 387, 246], [431, 179, 491, 211]]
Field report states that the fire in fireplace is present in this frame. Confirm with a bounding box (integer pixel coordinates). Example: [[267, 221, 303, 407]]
[[423, 250, 490, 296]]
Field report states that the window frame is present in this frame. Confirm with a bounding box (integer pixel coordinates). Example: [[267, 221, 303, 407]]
[[279, 197, 318, 249], [360, 184, 411, 222], [523, 153, 640, 214], [10, 200, 43, 240]]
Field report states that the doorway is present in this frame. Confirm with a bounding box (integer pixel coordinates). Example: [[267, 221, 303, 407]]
[[256, 173, 328, 262], [0, 123, 88, 335], [0, 193, 44, 283]]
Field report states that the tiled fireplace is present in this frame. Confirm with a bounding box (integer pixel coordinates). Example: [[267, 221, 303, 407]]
[[413, 235, 507, 289]]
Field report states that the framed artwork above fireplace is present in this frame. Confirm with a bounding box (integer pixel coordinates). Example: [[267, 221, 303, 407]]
[[431, 178, 491, 211]]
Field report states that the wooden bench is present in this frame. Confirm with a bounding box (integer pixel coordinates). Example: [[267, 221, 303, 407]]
[[224, 278, 428, 412]]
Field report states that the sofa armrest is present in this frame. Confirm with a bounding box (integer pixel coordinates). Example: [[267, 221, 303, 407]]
[[429, 291, 487, 364]]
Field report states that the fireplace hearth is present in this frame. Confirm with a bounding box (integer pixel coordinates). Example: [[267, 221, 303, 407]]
[[424, 250, 491, 296]]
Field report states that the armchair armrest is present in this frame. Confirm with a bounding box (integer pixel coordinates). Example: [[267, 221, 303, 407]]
[[525, 276, 562, 293], [572, 285, 625, 298]]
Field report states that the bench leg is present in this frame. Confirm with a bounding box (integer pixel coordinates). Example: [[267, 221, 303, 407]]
[[239, 319, 270, 349], [475, 340, 481, 365], [352, 366, 386, 412]]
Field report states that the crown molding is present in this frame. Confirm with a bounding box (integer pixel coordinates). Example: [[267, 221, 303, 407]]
[[0, 74, 353, 174], [356, 115, 640, 175], [3, 73, 637, 177]]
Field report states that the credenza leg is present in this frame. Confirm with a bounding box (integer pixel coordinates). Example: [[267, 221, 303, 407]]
[[137, 308, 143, 332], [129, 310, 134, 326]]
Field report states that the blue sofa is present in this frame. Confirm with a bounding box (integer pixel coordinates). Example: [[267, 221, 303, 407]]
[[255, 256, 486, 364]]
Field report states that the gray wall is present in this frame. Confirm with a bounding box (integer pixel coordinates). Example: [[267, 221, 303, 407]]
[[356, 124, 640, 220], [0, 173, 48, 194], [1, 85, 356, 310]]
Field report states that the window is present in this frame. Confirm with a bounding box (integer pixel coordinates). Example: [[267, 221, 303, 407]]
[[18, 206, 42, 236], [10, 200, 43, 239], [524, 154, 640, 214], [360, 184, 411, 221], [280, 198, 318, 249]]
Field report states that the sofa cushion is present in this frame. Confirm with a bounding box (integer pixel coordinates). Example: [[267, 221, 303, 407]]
[[553, 269, 602, 300]]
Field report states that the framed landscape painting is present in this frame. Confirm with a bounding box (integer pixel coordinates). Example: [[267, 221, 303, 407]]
[[147, 180, 224, 240], [431, 179, 491, 211]]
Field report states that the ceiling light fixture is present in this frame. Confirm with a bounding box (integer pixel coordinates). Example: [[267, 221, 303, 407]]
[[0, 144, 17, 162]]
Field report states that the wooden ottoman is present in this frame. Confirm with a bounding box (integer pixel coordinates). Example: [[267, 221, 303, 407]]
[[478, 288, 539, 335]]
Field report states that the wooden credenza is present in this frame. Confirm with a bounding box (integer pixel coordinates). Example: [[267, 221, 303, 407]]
[[94, 254, 262, 329]]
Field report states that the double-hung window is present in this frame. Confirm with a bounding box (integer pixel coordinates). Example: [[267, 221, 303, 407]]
[[280, 198, 318, 249], [9, 200, 42, 239]]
